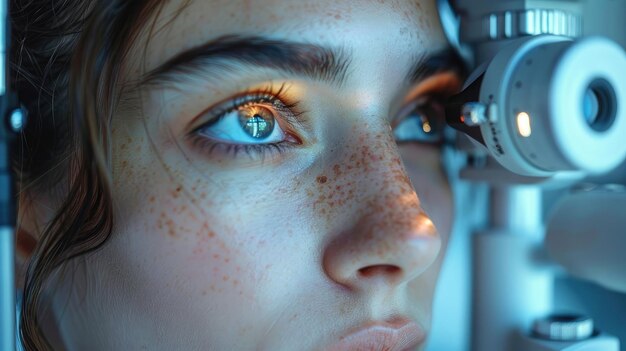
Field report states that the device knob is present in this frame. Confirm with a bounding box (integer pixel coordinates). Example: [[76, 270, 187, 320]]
[[532, 314, 594, 341]]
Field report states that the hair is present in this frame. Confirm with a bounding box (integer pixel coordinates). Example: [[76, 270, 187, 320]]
[[10, 0, 189, 349]]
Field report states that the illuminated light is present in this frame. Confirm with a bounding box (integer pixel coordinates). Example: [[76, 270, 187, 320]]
[[460, 115, 465, 123], [517, 112, 532, 137], [422, 121, 432, 133]]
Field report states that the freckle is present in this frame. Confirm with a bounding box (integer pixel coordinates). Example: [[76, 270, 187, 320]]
[[176, 186, 182, 192], [213, 253, 220, 259], [316, 175, 328, 184], [149, 196, 155, 203], [333, 164, 342, 176], [222, 275, 229, 281], [224, 257, 230, 263], [120, 143, 127, 150], [233, 279, 239, 286], [208, 231, 215, 238]]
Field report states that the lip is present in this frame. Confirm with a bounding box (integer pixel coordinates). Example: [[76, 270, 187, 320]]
[[325, 316, 426, 351]]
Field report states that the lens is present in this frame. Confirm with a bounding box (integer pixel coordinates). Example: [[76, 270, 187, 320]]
[[582, 78, 617, 132], [583, 89, 599, 125]]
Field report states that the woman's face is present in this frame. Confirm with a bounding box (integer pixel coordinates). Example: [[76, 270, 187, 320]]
[[54, 0, 461, 349]]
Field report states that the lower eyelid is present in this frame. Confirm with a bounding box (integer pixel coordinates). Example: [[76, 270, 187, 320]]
[[188, 134, 295, 160]]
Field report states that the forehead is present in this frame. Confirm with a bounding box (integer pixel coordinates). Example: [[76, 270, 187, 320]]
[[131, 0, 447, 76]]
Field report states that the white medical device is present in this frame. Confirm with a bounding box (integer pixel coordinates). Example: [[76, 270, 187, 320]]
[[440, 0, 625, 350], [446, 35, 625, 177]]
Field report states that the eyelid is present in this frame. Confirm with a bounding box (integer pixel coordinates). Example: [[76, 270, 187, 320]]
[[403, 71, 463, 105], [187, 83, 305, 138], [393, 95, 441, 128], [391, 72, 460, 123]]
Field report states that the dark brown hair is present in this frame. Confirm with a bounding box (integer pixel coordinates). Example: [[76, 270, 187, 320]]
[[10, 0, 186, 348]]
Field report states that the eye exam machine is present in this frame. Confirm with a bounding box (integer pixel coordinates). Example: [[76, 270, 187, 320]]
[[434, 0, 625, 350], [0, 0, 624, 351]]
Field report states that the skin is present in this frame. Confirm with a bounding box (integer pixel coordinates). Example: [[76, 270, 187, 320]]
[[21, 0, 462, 350]]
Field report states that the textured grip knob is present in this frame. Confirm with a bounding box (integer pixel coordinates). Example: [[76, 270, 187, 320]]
[[533, 314, 594, 341]]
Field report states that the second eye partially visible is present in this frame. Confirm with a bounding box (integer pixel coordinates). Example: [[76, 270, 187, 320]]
[[393, 97, 447, 145]]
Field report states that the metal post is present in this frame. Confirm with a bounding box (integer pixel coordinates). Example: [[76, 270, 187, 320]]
[[471, 186, 553, 351], [0, 0, 17, 349]]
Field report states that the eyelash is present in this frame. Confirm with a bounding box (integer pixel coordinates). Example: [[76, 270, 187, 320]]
[[187, 83, 305, 159]]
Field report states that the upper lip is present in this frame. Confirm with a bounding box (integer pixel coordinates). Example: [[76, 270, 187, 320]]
[[325, 316, 426, 351]]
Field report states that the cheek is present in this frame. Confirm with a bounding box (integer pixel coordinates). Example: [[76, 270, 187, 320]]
[[109, 130, 257, 302]]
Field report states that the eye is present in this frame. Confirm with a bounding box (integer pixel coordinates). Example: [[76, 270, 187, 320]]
[[198, 104, 285, 144], [393, 98, 445, 144], [187, 85, 305, 160]]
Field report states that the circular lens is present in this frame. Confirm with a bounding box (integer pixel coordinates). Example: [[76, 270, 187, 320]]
[[582, 78, 617, 132]]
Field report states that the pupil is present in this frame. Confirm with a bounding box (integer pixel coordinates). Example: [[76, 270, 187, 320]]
[[240, 110, 274, 139]]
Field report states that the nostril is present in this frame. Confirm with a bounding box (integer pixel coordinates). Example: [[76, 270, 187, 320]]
[[358, 264, 402, 278]]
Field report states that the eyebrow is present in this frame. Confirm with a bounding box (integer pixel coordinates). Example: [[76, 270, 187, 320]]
[[137, 35, 465, 90]]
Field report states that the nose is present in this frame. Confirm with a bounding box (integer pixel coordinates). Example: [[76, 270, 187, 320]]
[[321, 129, 442, 292]]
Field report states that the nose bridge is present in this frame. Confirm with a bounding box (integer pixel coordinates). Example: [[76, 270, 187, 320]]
[[344, 123, 425, 226], [346, 125, 438, 243], [320, 122, 442, 290]]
